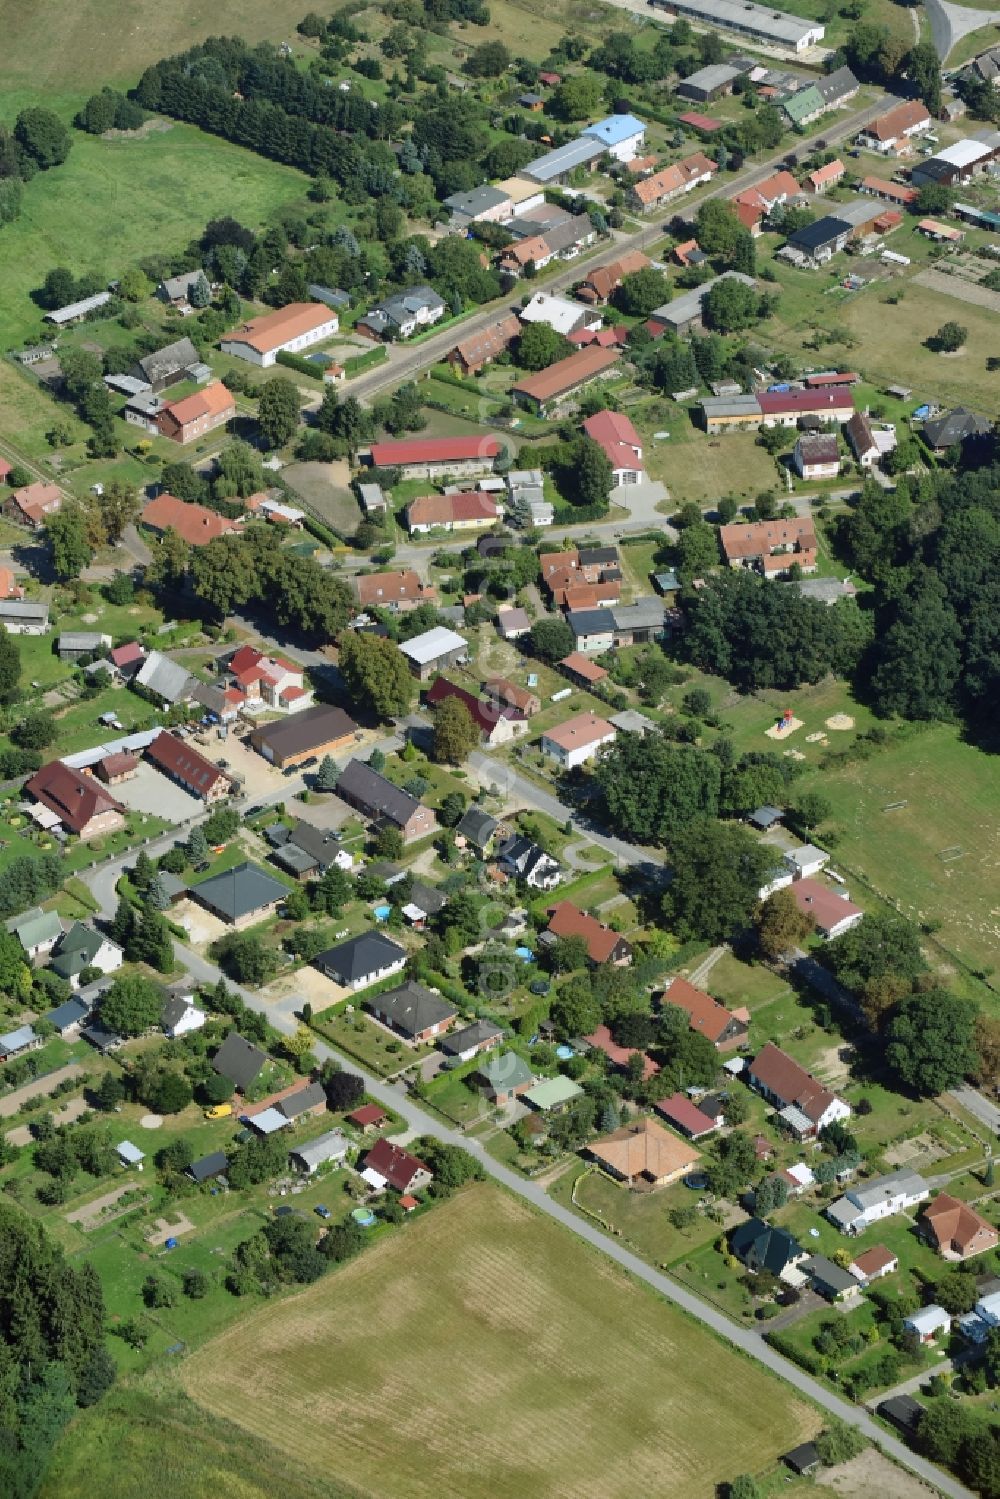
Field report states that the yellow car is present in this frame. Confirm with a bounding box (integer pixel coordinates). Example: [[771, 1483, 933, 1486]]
[[204, 1104, 232, 1121]]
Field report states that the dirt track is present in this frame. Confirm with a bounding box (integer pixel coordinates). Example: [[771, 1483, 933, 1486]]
[[0, 1064, 84, 1118], [914, 268, 1000, 315]]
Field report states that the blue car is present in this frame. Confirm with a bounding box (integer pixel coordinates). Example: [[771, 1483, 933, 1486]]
[[314, 1204, 332, 1220]]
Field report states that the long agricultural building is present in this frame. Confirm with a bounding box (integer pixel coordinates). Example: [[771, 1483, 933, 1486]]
[[648, 0, 824, 51]]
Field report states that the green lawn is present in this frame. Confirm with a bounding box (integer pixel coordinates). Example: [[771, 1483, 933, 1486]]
[[550, 1159, 721, 1268], [702, 952, 792, 1013], [0, 125, 308, 348]]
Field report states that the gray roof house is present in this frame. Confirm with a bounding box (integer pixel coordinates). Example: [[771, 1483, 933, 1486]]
[[188, 1150, 229, 1183], [190, 862, 290, 926], [443, 184, 511, 224], [278, 1081, 328, 1120], [730, 1218, 806, 1279], [455, 807, 498, 855], [135, 650, 192, 705], [313, 931, 408, 991], [440, 1018, 504, 1061], [922, 407, 992, 453], [359, 285, 446, 340], [335, 758, 435, 841], [367, 980, 457, 1043], [803, 1253, 861, 1301], [0, 600, 50, 635], [496, 834, 562, 890], [44, 995, 94, 1035], [289, 1128, 350, 1174], [826, 1169, 930, 1234], [307, 283, 351, 309], [57, 631, 110, 662], [159, 269, 207, 304], [9, 906, 64, 959], [212, 1032, 269, 1091], [134, 336, 204, 390]]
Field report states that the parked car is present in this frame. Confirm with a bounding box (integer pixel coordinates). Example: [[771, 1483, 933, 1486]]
[[314, 1204, 332, 1220]]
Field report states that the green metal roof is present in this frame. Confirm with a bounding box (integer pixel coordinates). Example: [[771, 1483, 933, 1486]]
[[524, 1075, 584, 1111], [783, 86, 822, 124], [480, 1050, 533, 1090], [9, 907, 63, 950]]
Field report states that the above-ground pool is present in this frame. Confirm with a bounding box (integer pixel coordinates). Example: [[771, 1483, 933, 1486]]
[[352, 1208, 377, 1227], [555, 1045, 575, 1061], [373, 904, 391, 921], [515, 946, 535, 962]]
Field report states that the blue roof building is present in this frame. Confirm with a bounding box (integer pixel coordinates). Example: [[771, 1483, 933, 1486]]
[[582, 114, 646, 158]]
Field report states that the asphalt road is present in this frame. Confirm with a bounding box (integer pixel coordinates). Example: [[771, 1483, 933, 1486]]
[[346, 93, 902, 408], [950, 1085, 1000, 1136], [923, 0, 999, 59]]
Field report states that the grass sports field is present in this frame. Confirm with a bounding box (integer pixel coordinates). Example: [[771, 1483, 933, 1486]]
[[181, 1185, 818, 1499]]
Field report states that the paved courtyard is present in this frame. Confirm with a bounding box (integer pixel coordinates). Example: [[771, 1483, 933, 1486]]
[[112, 762, 201, 825]]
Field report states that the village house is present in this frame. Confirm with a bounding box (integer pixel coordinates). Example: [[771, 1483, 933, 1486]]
[[140, 493, 237, 546], [448, 314, 521, 375], [9, 907, 64, 962], [720, 517, 818, 578], [584, 1023, 658, 1082], [454, 807, 499, 859], [361, 1137, 433, 1193], [212, 1032, 269, 1093], [849, 1245, 899, 1285], [49, 923, 123, 990], [356, 285, 445, 341], [155, 380, 235, 445], [748, 1042, 852, 1137], [249, 704, 358, 769], [803, 1254, 862, 1304], [647, 273, 756, 339], [559, 652, 609, 689], [496, 608, 531, 642], [791, 878, 864, 940], [485, 677, 541, 717], [477, 1049, 535, 1105], [289, 1129, 350, 1175], [425, 676, 527, 747], [659, 976, 750, 1051], [574, 250, 650, 305], [827, 1168, 930, 1234], [845, 410, 897, 469], [495, 833, 562, 889], [25, 762, 126, 840], [4, 481, 62, 529], [161, 985, 207, 1040], [805, 159, 845, 193], [439, 1019, 503, 1064], [220, 302, 338, 367], [630, 153, 717, 212], [367, 980, 457, 1044], [654, 1091, 719, 1139], [191, 863, 290, 929], [856, 99, 932, 153], [0, 1025, 42, 1061], [581, 409, 645, 486], [144, 730, 234, 803], [314, 931, 408, 992], [0, 600, 48, 635], [406, 491, 499, 535], [220, 644, 312, 714], [157, 270, 209, 307], [919, 1193, 999, 1261], [582, 113, 646, 161], [730, 1218, 807, 1282], [367, 435, 501, 481], [904, 1306, 951, 1345], [335, 758, 436, 842], [353, 570, 436, 613], [543, 900, 632, 965], [732, 169, 801, 220], [540, 712, 617, 770], [793, 434, 840, 480], [589, 1118, 701, 1190]]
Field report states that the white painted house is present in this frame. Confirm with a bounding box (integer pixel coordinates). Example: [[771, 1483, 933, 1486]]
[[827, 1169, 930, 1235], [540, 712, 617, 770], [581, 113, 647, 163]]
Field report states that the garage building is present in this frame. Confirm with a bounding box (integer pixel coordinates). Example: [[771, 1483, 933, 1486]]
[[249, 704, 358, 768]]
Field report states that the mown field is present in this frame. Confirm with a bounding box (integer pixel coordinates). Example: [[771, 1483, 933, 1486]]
[[0, 0, 323, 99], [0, 126, 307, 348], [181, 1184, 819, 1499], [39, 1382, 365, 1499]]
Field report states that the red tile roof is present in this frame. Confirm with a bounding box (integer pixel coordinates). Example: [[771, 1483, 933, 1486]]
[[863, 100, 930, 142], [222, 302, 334, 355], [425, 675, 523, 735], [851, 1245, 897, 1278], [749, 1043, 842, 1124], [25, 761, 124, 835], [632, 153, 716, 205], [791, 878, 862, 935], [584, 1022, 658, 1079], [511, 346, 620, 404], [677, 111, 723, 132], [407, 491, 498, 528], [369, 436, 501, 467], [558, 652, 608, 683], [921, 1194, 998, 1255], [10, 481, 62, 526], [720, 517, 817, 563], [354, 570, 434, 608], [347, 1104, 388, 1127], [363, 1137, 431, 1191], [655, 1092, 718, 1136], [98, 752, 138, 779], [804, 371, 859, 388], [862, 176, 918, 204], [110, 641, 144, 669], [660, 976, 748, 1045], [806, 159, 845, 188], [145, 730, 229, 797], [755, 388, 855, 418], [546, 900, 629, 965], [141, 493, 237, 546], [158, 379, 235, 433], [582, 409, 644, 474]]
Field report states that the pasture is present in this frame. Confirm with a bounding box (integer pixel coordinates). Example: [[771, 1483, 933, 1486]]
[[182, 1183, 818, 1499], [0, 126, 307, 349]]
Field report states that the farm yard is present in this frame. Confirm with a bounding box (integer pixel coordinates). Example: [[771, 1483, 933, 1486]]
[[182, 1184, 819, 1499]]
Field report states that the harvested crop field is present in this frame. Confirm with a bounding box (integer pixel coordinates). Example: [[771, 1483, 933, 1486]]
[[182, 1184, 817, 1499]]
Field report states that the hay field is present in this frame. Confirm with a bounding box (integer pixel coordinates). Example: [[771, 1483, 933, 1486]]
[[183, 1185, 818, 1499]]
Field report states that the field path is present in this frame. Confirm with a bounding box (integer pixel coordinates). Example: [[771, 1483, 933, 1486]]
[[914, 267, 1000, 314]]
